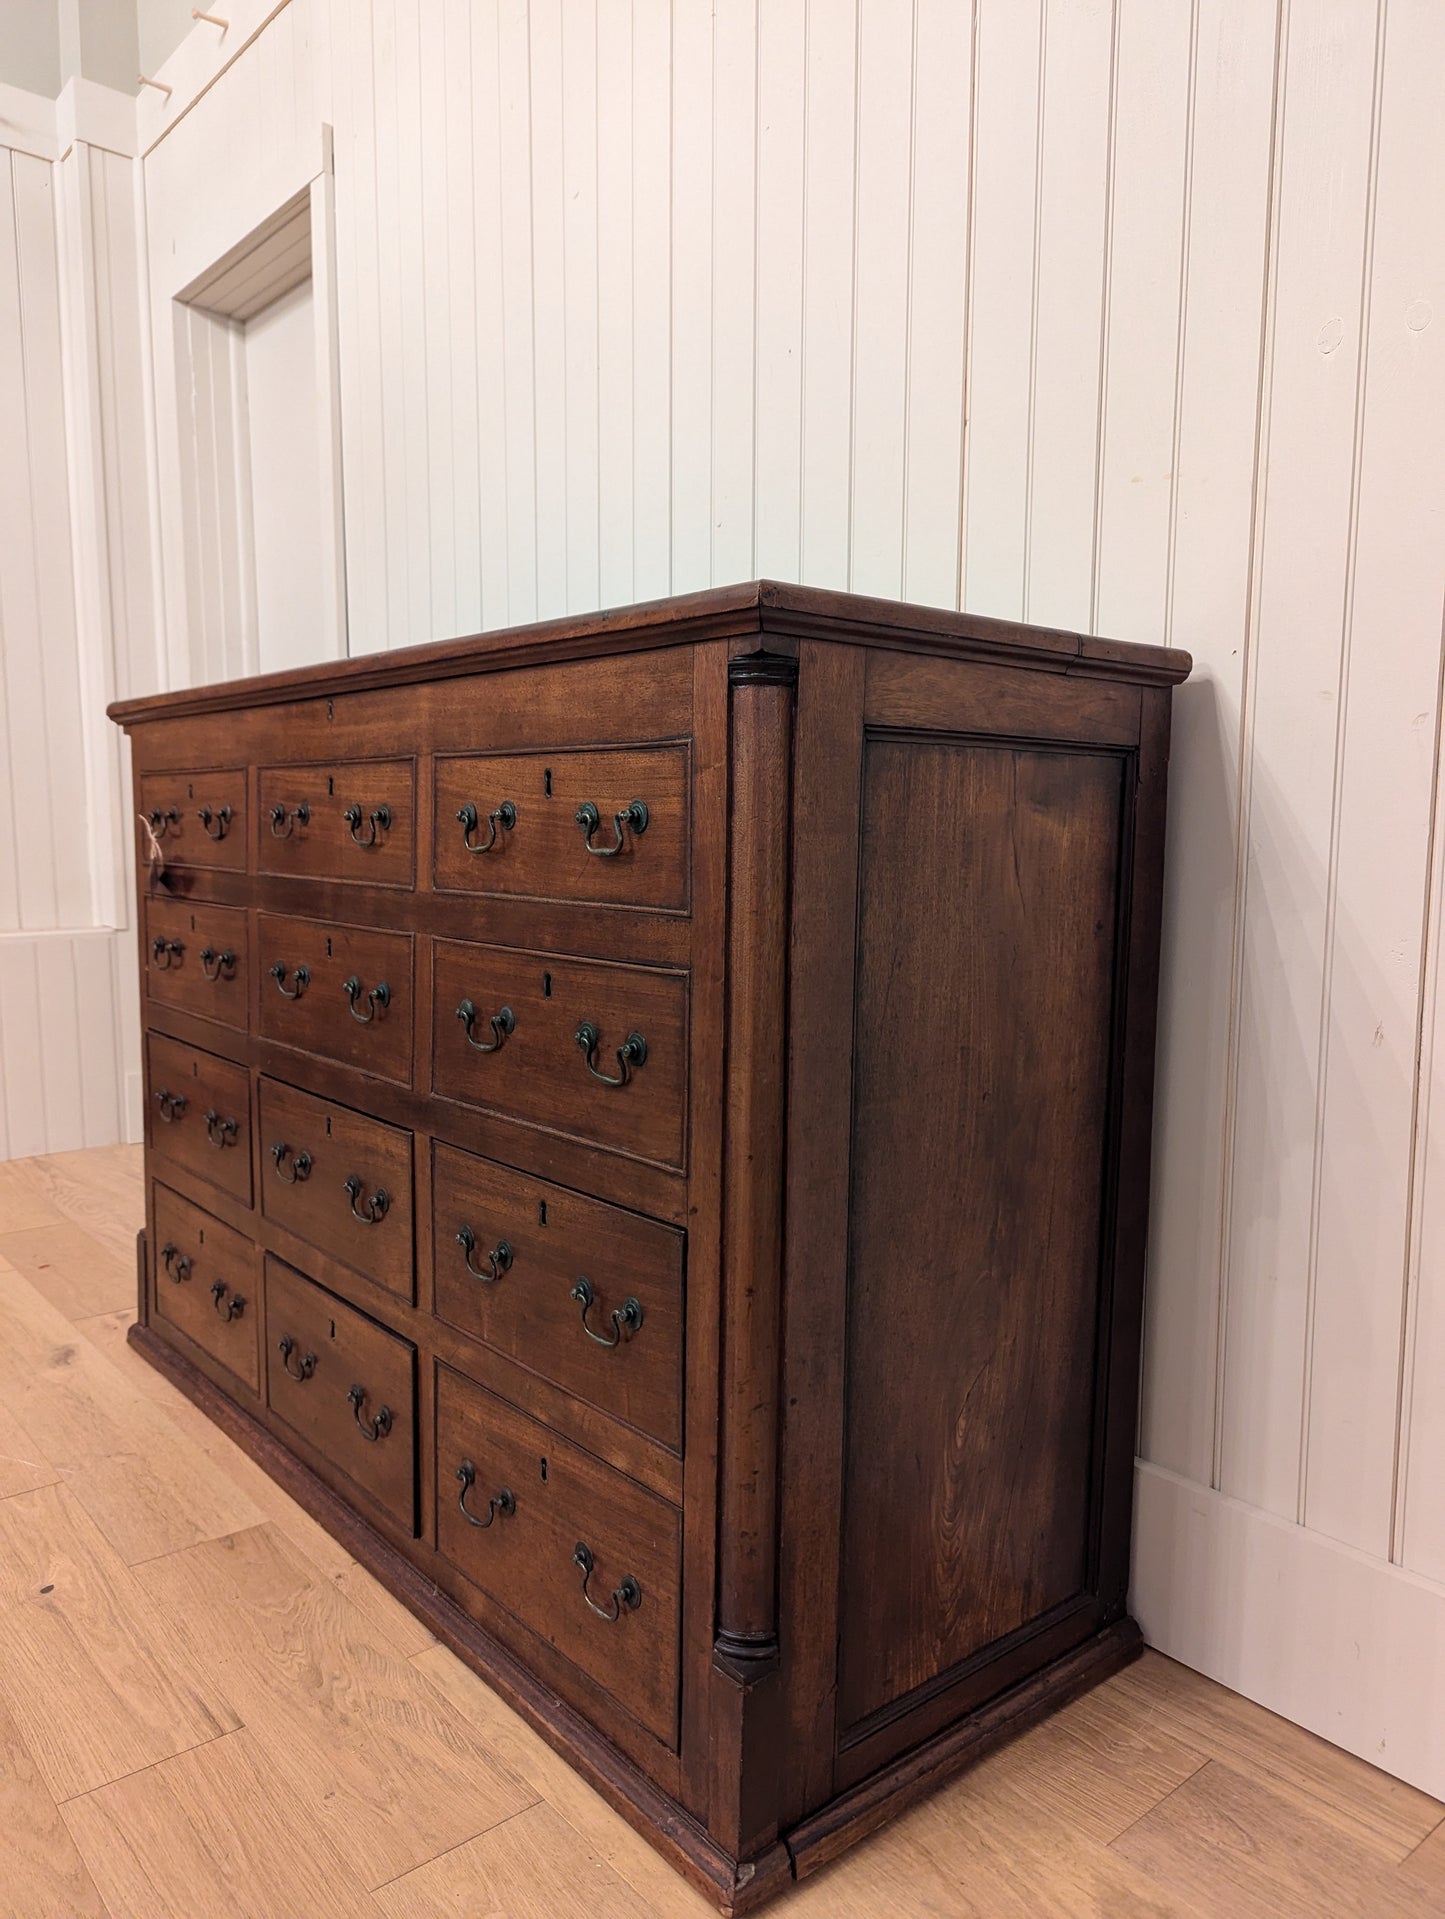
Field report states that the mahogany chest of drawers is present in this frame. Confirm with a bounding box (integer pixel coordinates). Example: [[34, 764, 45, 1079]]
[[110, 582, 1190, 1911]]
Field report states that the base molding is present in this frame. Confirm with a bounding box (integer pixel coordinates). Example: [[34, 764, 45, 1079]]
[[1132, 1461, 1445, 1801], [130, 1316, 1144, 1912]]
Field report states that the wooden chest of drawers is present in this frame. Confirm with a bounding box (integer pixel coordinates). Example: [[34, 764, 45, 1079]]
[[111, 582, 1189, 1911]]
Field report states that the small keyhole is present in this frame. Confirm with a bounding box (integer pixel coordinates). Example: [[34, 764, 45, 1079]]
[[543, 768, 552, 797], [198, 1228, 206, 1244], [325, 1116, 332, 1136], [538, 1200, 547, 1227], [326, 936, 333, 957], [191, 1062, 198, 1079], [187, 781, 195, 800], [329, 1319, 336, 1339], [327, 774, 335, 796], [539, 1457, 548, 1482], [542, 972, 552, 998], [190, 913, 197, 931], [327, 699, 334, 720]]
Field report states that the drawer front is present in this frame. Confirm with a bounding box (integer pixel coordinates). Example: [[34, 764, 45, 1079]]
[[264, 1256, 417, 1532], [146, 1032, 253, 1206], [431, 942, 687, 1170], [433, 745, 689, 913], [258, 760, 416, 888], [435, 1365, 680, 1748], [258, 913, 414, 1086], [152, 1183, 260, 1391], [140, 768, 247, 872], [145, 898, 249, 1031], [260, 1077, 414, 1300], [433, 1144, 682, 1451]]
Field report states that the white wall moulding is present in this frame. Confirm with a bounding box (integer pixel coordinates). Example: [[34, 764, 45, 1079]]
[[1133, 1462, 1445, 1802], [0, 929, 131, 1156]]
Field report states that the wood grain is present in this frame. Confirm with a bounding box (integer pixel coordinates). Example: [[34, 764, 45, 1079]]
[[1114, 1760, 1444, 1918], [373, 1798, 658, 1919], [0, 1480, 238, 1801], [0, 1222, 135, 1322], [134, 1521, 536, 1889], [61, 1728, 376, 1919], [0, 1262, 263, 1563], [1110, 1651, 1442, 1861], [0, 1690, 108, 1918]]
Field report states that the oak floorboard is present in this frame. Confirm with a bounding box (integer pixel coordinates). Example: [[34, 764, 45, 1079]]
[[0, 1480, 239, 1802], [135, 1522, 538, 1889], [1400, 1815, 1445, 1893], [76, 1304, 436, 1657], [372, 1799, 664, 1919], [779, 1768, 1198, 1918], [0, 1268, 262, 1564], [9, 1147, 144, 1267], [0, 1222, 135, 1323], [61, 1728, 382, 1919], [1110, 1651, 1441, 1861], [413, 1643, 717, 1918], [947, 1665, 1207, 1844], [0, 1690, 109, 1919], [0, 1406, 59, 1499], [1113, 1759, 1444, 1918], [0, 1160, 65, 1234]]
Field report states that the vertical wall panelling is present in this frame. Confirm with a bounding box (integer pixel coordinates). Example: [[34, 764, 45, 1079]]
[[393, 0, 430, 644], [959, 0, 1043, 617], [1140, 0, 1280, 1488], [798, 0, 858, 589], [497, 0, 539, 624], [669, 0, 713, 594], [1025, 0, 1114, 632], [442, 0, 481, 634], [420, 0, 457, 639], [560, 0, 600, 613], [471, 0, 512, 628], [710, 0, 757, 586], [596, 0, 634, 609], [1302, 0, 1443, 1558], [528, 0, 568, 619], [1218, 0, 1383, 1524], [847, 0, 913, 601], [753, 0, 805, 583], [632, 0, 672, 603], [900, 0, 972, 611]]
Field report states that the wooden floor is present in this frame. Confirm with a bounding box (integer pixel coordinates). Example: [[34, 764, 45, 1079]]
[[0, 1149, 1441, 1918]]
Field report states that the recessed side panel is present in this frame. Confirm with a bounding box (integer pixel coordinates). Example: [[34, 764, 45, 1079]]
[[836, 734, 1124, 1738]]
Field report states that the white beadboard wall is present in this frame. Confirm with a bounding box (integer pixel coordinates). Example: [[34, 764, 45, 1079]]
[[0, 119, 150, 1158], [6, 0, 1445, 1795]]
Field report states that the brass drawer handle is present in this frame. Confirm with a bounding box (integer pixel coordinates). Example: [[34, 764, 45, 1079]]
[[343, 801, 392, 846], [204, 1109, 239, 1149], [344, 1175, 390, 1225], [269, 801, 310, 838], [570, 1277, 643, 1348], [210, 1280, 246, 1321], [196, 803, 232, 840], [457, 1000, 514, 1053], [575, 799, 648, 857], [199, 945, 236, 982], [151, 935, 184, 969], [147, 805, 181, 837], [575, 1023, 647, 1087], [271, 1140, 313, 1184], [155, 1088, 188, 1123], [456, 1226, 513, 1282], [456, 799, 516, 854], [347, 1383, 392, 1441], [160, 1242, 192, 1283], [456, 1460, 515, 1527], [572, 1543, 642, 1621], [277, 1335, 316, 1381], [269, 961, 309, 999], [344, 975, 391, 1023]]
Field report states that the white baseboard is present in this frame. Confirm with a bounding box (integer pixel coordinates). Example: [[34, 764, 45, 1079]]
[[1132, 1460, 1445, 1799]]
